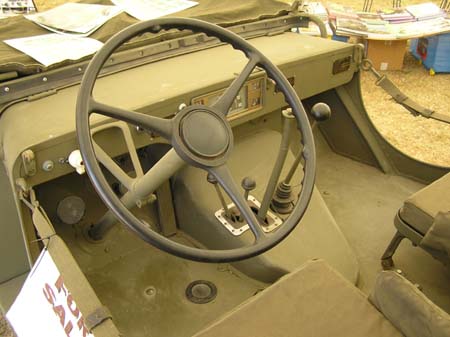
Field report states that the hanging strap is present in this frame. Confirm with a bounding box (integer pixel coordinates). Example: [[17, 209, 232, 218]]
[[361, 59, 450, 124], [85, 306, 113, 333]]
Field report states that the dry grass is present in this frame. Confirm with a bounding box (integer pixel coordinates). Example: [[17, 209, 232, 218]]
[[361, 53, 450, 166], [339, 0, 450, 167], [33, 0, 77, 11]]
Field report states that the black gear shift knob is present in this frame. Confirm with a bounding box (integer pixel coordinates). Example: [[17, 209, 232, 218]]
[[311, 102, 331, 122], [241, 177, 256, 191], [241, 177, 256, 200]]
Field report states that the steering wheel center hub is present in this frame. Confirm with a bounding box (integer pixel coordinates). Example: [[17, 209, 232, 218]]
[[180, 109, 230, 158]]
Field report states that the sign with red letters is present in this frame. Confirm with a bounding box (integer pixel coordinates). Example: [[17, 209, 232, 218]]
[[7, 249, 94, 337]]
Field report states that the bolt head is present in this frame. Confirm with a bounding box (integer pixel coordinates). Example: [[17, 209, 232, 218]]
[[207, 173, 217, 184], [42, 160, 54, 172]]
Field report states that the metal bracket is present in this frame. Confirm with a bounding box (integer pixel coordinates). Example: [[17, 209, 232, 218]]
[[84, 306, 113, 333], [17, 183, 56, 241], [353, 43, 365, 67], [21, 149, 36, 177], [214, 195, 283, 236]]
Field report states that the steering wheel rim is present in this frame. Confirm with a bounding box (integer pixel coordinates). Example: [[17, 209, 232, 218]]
[[76, 17, 316, 263]]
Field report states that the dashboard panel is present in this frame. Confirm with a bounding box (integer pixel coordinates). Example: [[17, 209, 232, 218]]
[[1, 33, 359, 188], [191, 76, 265, 121]]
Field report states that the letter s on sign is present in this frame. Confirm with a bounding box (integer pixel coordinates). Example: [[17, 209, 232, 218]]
[[43, 283, 56, 305]]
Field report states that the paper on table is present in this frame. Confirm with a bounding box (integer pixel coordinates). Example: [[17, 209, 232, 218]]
[[4, 33, 103, 67], [25, 3, 122, 36], [112, 0, 198, 21], [406, 2, 444, 20], [6, 249, 94, 337]]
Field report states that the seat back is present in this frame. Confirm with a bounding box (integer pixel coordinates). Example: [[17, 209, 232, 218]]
[[370, 270, 450, 337]]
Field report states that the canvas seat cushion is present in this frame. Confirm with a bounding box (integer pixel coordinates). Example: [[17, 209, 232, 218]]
[[400, 172, 450, 235], [370, 269, 450, 337], [420, 211, 450, 266], [194, 260, 402, 337]]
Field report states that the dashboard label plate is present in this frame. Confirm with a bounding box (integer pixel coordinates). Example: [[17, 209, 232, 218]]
[[191, 76, 265, 119]]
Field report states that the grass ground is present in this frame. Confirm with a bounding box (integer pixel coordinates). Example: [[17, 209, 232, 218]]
[[361, 53, 450, 166]]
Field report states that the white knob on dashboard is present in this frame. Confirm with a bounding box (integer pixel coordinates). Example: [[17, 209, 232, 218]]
[[68, 150, 85, 175]]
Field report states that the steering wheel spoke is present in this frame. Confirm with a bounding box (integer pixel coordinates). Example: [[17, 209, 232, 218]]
[[209, 165, 265, 241], [133, 148, 186, 200], [93, 142, 136, 191], [90, 99, 173, 140], [212, 54, 260, 115]]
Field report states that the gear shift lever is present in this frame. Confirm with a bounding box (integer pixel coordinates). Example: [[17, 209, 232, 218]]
[[207, 173, 232, 219], [271, 102, 332, 214], [241, 177, 256, 200]]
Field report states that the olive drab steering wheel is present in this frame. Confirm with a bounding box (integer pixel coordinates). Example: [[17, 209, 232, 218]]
[[76, 18, 316, 263]]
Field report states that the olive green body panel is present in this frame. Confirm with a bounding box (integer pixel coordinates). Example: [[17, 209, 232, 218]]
[[1, 19, 448, 335], [0, 33, 356, 185], [304, 76, 449, 184], [0, 272, 27, 313], [173, 128, 359, 283], [0, 166, 29, 283], [0, 33, 358, 311], [337, 76, 449, 182]]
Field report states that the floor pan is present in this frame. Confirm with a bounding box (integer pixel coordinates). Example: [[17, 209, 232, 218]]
[[315, 130, 450, 311], [63, 226, 263, 337]]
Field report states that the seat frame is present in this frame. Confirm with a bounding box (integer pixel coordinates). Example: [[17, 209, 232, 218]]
[[381, 211, 425, 269]]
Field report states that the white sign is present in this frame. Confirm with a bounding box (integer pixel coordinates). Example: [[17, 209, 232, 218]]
[[112, 0, 198, 21], [7, 249, 94, 337], [25, 3, 123, 36], [4, 33, 103, 67]]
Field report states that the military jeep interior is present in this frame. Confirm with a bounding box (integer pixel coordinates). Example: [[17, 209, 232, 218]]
[[0, 1, 449, 336]]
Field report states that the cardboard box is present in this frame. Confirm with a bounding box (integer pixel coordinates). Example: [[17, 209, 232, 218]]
[[366, 39, 407, 70]]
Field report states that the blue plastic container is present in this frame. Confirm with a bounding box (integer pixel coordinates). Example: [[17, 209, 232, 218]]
[[410, 33, 450, 73], [332, 34, 349, 42]]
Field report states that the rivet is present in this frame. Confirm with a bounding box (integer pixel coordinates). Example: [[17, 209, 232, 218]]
[[144, 286, 156, 298], [42, 160, 54, 172], [4, 87, 10, 92], [42, 77, 48, 82]]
